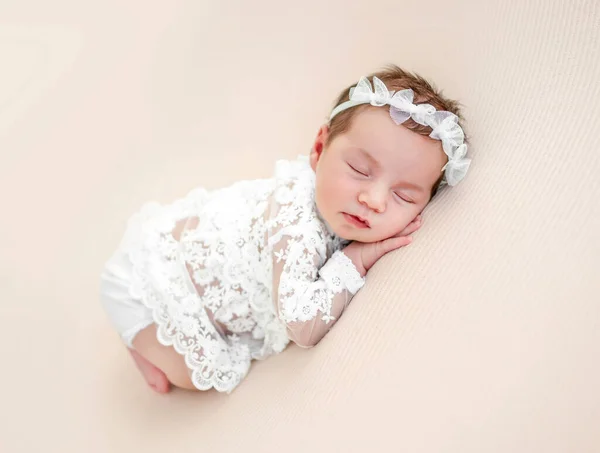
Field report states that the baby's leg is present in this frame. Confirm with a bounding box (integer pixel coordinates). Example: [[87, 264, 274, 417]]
[[103, 216, 200, 393], [128, 348, 170, 393], [132, 324, 197, 391], [129, 215, 199, 391]]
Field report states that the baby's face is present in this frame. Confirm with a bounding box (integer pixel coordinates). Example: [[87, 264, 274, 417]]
[[311, 107, 447, 243]]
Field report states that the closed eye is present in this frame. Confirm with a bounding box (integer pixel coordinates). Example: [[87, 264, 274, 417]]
[[348, 163, 368, 176], [393, 192, 415, 204]]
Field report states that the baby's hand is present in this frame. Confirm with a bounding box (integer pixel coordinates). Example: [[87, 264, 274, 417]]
[[343, 215, 422, 276]]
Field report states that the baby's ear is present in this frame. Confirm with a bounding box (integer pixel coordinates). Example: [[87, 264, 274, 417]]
[[310, 124, 329, 171]]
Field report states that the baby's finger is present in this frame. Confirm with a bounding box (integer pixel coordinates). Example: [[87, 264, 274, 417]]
[[395, 216, 422, 237], [401, 219, 422, 236], [365, 236, 412, 269], [381, 235, 412, 256]]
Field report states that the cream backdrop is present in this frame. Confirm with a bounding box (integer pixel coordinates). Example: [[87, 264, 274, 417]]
[[1, 1, 599, 452]]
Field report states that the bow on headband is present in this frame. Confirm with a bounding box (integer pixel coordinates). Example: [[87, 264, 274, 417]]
[[330, 76, 471, 186]]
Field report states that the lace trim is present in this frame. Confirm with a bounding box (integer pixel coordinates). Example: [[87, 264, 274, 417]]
[[319, 250, 365, 295], [113, 155, 350, 393], [125, 198, 254, 393]]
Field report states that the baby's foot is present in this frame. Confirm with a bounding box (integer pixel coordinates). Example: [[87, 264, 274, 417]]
[[129, 349, 171, 393]]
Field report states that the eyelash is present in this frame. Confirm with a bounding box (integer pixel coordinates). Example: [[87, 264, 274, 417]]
[[348, 163, 369, 177], [348, 162, 415, 204], [393, 192, 414, 204]]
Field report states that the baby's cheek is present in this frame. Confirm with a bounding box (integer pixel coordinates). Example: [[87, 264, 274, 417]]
[[335, 175, 356, 199], [393, 216, 413, 236], [391, 225, 407, 238], [372, 223, 401, 242]]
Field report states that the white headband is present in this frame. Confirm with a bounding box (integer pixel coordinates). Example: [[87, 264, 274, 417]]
[[329, 76, 471, 186]]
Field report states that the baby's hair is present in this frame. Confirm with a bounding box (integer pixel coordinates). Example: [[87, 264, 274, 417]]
[[327, 65, 467, 196]]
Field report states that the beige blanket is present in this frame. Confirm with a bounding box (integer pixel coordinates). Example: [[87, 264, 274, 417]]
[[1, 0, 598, 451]]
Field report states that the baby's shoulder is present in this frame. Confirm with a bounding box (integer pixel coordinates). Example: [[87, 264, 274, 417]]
[[273, 155, 314, 186]]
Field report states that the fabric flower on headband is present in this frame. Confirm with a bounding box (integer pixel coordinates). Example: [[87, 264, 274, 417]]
[[329, 76, 471, 186]]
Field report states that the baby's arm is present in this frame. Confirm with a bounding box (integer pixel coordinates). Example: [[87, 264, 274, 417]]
[[272, 237, 365, 348], [271, 216, 421, 348]]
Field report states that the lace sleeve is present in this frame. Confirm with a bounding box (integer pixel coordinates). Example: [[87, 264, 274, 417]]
[[271, 236, 365, 348]]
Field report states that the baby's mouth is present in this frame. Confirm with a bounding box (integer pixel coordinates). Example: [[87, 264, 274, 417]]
[[343, 213, 370, 228]]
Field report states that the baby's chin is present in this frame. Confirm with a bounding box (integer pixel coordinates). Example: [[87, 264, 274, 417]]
[[322, 211, 400, 243], [347, 235, 395, 244], [333, 226, 394, 244]]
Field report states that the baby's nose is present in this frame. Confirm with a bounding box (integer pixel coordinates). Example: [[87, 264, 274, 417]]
[[359, 187, 386, 213]]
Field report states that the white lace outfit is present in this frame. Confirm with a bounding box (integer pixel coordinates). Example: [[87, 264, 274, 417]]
[[100, 155, 365, 393]]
